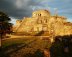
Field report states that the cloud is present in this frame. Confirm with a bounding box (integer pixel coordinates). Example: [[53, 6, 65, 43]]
[[0, 0, 36, 19], [0, 0, 72, 22], [0, 0, 54, 19], [9, 17, 17, 25], [67, 18, 72, 22]]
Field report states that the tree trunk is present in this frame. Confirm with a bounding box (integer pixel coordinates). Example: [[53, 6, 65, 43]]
[[0, 38, 1, 47], [0, 34, 2, 47]]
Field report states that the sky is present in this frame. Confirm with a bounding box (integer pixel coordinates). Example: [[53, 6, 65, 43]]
[[0, 0, 72, 24]]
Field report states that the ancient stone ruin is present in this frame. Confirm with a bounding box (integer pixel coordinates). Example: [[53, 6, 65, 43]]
[[13, 9, 72, 36]]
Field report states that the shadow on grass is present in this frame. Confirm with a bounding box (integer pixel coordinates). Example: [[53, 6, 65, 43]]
[[24, 49, 44, 57], [0, 44, 44, 57], [0, 43, 26, 57], [0, 39, 37, 57]]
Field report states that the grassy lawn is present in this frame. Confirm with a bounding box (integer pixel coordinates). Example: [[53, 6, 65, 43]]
[[2, 37, 35, 48], [0, 36, 51, 57]]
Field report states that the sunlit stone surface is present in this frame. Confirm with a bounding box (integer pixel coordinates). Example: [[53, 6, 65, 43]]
[[13, 9, 72, 36]]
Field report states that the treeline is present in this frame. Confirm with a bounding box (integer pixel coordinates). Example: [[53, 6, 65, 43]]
[[0, 11, 13, 47], [0, 11, 13, 38], [50, 35, 72, 57]]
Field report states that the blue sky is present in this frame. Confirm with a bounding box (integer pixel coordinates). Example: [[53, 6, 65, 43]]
[[33, 0, 72, 19], [0, 0, 72, 24]]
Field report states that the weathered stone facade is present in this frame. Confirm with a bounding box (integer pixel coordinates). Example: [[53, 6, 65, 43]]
[[13, 10, 72, 36]]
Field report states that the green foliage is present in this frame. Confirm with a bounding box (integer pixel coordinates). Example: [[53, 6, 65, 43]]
[[0, 11, 10, 22], [0, 11, 12, 36], [50, 35, 72, 57]]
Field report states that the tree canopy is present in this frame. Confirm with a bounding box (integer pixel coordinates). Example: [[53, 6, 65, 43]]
[[0, 11, 12, 36], [0, 12, 10, 22]]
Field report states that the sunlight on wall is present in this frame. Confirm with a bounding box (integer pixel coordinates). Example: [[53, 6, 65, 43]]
[[50, 38, 54, 43]]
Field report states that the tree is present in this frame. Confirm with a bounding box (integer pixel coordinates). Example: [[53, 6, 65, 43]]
[[0, 11, 12, 47]]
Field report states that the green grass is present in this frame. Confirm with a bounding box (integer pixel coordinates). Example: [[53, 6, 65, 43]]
[[2, 37, 36, 48], [1, 36, 51, 57]]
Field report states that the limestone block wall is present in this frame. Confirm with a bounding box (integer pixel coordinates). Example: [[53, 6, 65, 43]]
[[32, 10, 50, 17], [13, 9, 72, 36]]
